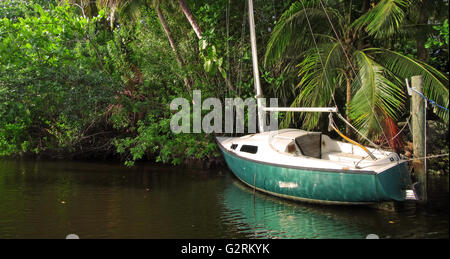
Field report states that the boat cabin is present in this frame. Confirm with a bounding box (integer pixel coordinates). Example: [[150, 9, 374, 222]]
[[222, 129, 396, 169]]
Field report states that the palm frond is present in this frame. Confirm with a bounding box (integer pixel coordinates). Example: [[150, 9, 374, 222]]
[[368, 48, 449, 122], [352, 0, 416, 39], [282, 43, 344, 129], [264, 0, 339, 67], [118, 0, 143, 23], [349, 50, 406, 140]]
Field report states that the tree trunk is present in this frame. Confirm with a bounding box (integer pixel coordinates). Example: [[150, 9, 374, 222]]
[[156, 6, 192, 94], [178, 0, 203, 39], [411, 75, 427, 203], [110, 6, 116, 29], [416, 9, 429, 62], [361, 0, 371, 12], [177, 0, 234, 92]]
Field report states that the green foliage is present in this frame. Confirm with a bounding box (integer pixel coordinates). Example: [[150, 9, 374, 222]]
[[265, 0, 449, 145], [426, 19, 449, 48], [115, 114, 220, 166], [0, 1, 120, 156], [425, 19, 449, 73], [1, 0, 447, 167], [197, 3, 221, 75], [348, 50, 406, 138], [352, 0, 415, 39]]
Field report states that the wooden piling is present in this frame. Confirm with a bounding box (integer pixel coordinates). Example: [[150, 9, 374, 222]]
[[410, 75, 427, 203]]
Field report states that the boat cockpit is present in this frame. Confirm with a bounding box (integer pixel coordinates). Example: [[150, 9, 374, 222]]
[[224, 129, 400, 169]]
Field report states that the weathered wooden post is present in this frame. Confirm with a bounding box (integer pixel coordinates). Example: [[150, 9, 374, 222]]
[[410, 75, 427, 203]]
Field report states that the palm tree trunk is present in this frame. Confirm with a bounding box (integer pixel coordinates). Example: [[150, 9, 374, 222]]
[[416, 10, 429, 62], [178, 0, 203, 39], [156, 6, 192, 94], [177, 0, 234, 92], [110, 6, 116, 29], [361, 0, 371, 12]]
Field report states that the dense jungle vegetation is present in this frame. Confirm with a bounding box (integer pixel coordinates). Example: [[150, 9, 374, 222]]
[[0, 0, 448, 171]]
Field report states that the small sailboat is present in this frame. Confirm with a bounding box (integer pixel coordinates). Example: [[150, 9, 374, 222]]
[[216, 0, 419, 205]]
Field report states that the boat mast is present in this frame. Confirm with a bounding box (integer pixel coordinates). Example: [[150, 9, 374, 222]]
[[247, 0, 338, 133], [248, 0, 265, 133]]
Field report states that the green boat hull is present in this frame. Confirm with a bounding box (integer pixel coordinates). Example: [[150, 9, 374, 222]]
[[218, 145, 411, 204]]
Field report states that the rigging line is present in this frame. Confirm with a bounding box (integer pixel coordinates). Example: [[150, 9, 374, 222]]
[[406, 153, 448, 161], [299, 1, 387, 154], [424, 97, 427, 176], [226, 0, 231, 96], [379, 115, 412, 146], [335, 112, 384, 151], [271, 0, 277, 20], [236, 0, 248, 97], [317, 0, 393, 150], [298, 0, 338, 108], [329, 115, 377, 160]]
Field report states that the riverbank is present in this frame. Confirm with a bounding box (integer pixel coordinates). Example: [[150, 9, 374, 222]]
[[1, 118, 448, 174]]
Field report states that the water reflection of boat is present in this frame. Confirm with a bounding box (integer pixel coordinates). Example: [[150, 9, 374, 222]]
[[221, 178, 371, 239]]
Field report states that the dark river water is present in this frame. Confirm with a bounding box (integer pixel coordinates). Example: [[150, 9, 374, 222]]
[[0, 159, 448, 239]]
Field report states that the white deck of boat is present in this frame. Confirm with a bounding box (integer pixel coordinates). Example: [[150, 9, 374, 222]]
[[217, 129, 404, 173]]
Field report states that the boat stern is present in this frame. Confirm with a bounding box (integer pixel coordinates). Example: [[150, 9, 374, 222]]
[[376, 161, 415, 201]]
